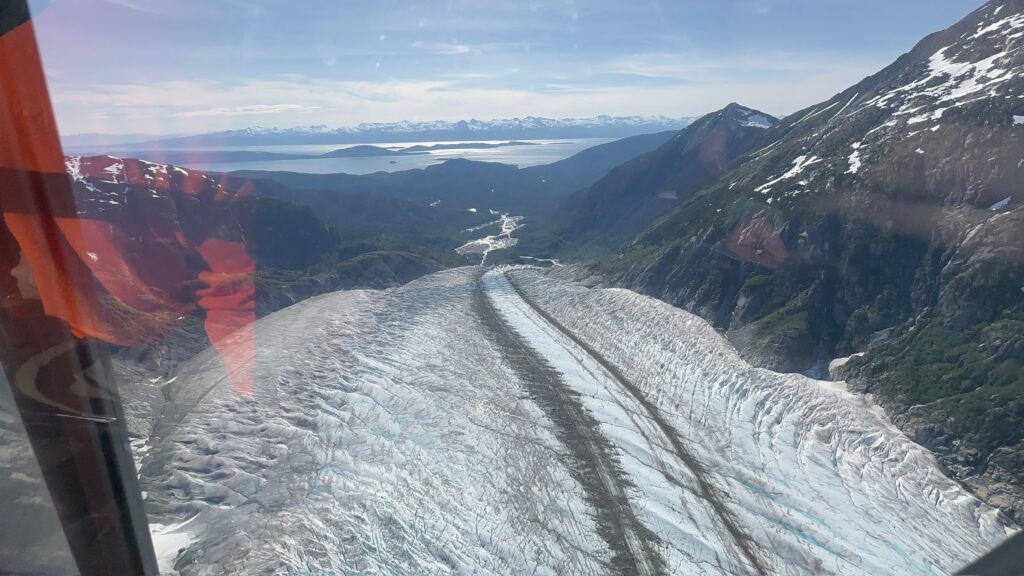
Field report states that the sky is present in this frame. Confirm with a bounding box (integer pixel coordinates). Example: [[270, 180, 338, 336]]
[[27, 0, 986, 136]]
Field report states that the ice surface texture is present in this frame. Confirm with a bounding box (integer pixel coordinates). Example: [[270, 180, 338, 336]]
[[140, 266, 1014, 575]]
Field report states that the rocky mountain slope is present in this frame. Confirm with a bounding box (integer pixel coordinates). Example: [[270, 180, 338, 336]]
[[556, 1, 1023, 520], [529, 104, 777, 258]]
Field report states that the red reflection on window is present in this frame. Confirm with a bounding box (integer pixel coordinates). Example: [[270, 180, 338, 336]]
[[1, 14, 256, 396]]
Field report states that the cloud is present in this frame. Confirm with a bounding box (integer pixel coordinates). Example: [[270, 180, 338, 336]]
[[48, 64, 885, 135], [31, 0, 976, 138], [170, 104, 320, 118], [444, 68, 521, 81], [101, 0, 163, 14], [411, 41, 474, 55], [445, 72, 495, 79], [604, 51, 888, 83]]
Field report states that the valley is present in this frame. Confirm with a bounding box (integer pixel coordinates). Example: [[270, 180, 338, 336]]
[[10, 1, 1022, 573], [456, 212, 525, 264]]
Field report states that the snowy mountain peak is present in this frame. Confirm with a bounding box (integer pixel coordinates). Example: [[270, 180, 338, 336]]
[[730, 0, 1023, 212], [720, 103, 777, 128]]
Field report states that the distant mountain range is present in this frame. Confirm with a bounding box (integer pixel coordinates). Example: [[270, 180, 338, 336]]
[[106, 141, 538, 166], [64, 115, 693, 150]]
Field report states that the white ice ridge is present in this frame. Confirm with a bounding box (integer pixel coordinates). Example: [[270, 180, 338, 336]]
[[506, 267, 1015, 575], [482, 269, 760, 575]]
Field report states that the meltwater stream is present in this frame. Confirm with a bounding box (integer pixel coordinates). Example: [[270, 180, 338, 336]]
[[455, 212, 524, 264], [140, 266, 1014, 575]]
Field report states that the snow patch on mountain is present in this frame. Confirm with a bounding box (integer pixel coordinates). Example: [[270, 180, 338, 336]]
[[739, 2, 1022, 207], [867, 42, 1015, 127], [846, 142, 864, 174], [790, 101, 839, 127], [730, 105, 775, 129], [828, 93, 859, 123], [755, 155, 822, 193], [970, 8, 1024, 39], [990, 196, 1012, 210], [859, 3, 1021, 139], [740, 114, 773, 129]]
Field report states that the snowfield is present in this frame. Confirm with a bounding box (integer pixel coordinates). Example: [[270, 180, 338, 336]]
[[140, 267, 1014, 575]]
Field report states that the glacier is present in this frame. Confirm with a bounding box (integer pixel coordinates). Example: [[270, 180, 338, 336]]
[[138, 266, 1015, 575]]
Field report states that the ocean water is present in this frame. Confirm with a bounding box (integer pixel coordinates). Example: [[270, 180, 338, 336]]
[[179, 138, 614, 174]]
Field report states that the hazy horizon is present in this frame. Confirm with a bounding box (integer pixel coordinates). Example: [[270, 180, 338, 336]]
[[58, 113, 691, 140]]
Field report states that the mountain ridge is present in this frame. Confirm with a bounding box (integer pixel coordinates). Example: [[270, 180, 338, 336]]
[[540, 0, 1024, 521], [523, 103, 778, 259]]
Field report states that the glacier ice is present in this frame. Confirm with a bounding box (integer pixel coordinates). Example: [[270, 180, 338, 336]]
[[504, 267, 1015, 575], [142, 270, 608, 575], [138, 266, 1015, 575]]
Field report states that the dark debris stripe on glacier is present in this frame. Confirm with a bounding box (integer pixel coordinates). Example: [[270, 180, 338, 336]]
[[473, 273, 666, 576], [502, 270, 769, 576]]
